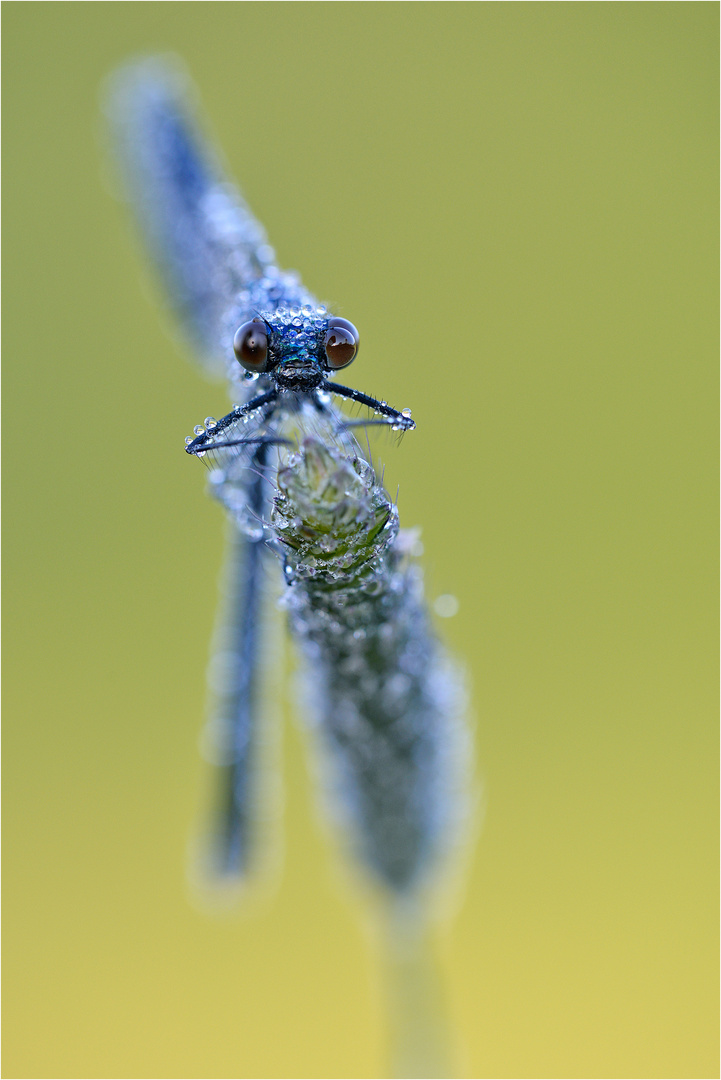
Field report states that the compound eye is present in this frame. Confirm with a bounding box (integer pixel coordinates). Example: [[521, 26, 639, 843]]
[[233, 319, 269, 372], [324, 317, 359, 370]]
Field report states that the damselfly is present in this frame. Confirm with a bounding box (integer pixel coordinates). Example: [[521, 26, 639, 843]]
[[108, 59, 466, 896]]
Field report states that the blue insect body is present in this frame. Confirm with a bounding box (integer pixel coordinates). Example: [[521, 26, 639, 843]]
[[108, 59, 466, 895]]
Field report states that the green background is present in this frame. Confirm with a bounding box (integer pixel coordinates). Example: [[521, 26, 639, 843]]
[[3, 3, 717, 1077]]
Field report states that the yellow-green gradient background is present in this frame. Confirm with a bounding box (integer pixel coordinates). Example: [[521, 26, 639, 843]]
[[4, 4, 717, 1078]]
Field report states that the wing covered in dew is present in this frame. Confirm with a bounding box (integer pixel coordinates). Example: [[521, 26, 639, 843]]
[[105, 57, 275, 379], [189, 420, 281, 882], [202, 522, 272, 880]]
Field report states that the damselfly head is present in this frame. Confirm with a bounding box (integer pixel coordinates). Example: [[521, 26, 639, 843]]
[[233, 310, 359, 390]]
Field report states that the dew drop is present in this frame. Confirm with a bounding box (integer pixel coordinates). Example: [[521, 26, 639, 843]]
[[434, 594, 459, 618]]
